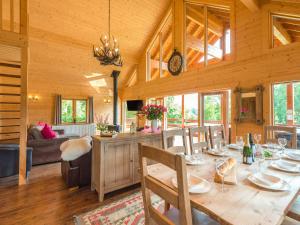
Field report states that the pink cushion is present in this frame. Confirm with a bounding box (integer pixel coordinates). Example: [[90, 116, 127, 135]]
[[41, 124, 56, 139]]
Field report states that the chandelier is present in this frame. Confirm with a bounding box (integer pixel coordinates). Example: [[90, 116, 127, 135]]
[[93, 0, 123, 67]]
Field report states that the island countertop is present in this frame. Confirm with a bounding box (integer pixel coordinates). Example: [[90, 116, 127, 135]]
[[92, 132, 161, 143]]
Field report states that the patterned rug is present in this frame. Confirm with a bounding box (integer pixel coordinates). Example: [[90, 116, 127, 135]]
[[74, 192, 163, 225]]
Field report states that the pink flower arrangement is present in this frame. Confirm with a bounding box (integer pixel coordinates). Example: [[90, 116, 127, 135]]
[[240, 107, 249, 114], [142, 104, 167, 120]]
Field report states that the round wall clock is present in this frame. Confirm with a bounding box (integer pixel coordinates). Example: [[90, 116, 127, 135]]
[[168, 49, 183, 76]]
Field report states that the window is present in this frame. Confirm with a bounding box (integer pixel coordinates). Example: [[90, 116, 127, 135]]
[[272, 81, 300, 126], [62, 99, 87, 123], [164, 91, 230, 130], [165, 95, 182, 128], [124, 102, 137, 132], [203, 94, 222, 126], [184, 93, 198, 127], [147, 11, 173, 81], [272, 14, 300, 48], [185, 3, 231, 70]]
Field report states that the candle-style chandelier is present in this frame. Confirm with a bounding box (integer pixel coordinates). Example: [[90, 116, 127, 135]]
[[93, 0, 123, 67]]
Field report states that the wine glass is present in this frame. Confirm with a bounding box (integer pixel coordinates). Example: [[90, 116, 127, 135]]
[[254, 133, 261, 145], [216, 159, 230, 192], [278, 137, 287, 157], [236, 136, 244, 150]]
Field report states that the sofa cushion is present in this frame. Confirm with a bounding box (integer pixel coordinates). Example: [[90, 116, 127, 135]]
[[41, 124, 56, 139], [29, 127, 44, 140], [60, 136, 92, 161]]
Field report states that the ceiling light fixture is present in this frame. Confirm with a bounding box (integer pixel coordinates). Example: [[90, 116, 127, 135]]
[[93, 0, 123, 67]]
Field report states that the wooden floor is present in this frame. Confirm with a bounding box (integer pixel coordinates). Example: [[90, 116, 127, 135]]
[[0, 163, 140, 225]]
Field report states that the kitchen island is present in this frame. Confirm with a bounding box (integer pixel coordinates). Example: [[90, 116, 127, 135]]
[[91, 132, 162, 202]]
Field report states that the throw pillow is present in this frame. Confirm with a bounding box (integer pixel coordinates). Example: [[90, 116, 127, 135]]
[[60, 136, 92, 161], [41, 124, 56, 139]]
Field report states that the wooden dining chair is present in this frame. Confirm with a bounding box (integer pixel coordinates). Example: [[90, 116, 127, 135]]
[[138, 143, 219, 225], [188, 127, 210, 154], [208, 125, 225, 148], [162, 129, 189, 155], [264, 125, 297, 149], [287, 196, 300, 222]]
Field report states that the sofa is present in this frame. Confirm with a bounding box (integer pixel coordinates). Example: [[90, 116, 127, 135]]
[[0, 144, 33, 178], [61, 150, 91, 188], [27, 126, 79, 165]]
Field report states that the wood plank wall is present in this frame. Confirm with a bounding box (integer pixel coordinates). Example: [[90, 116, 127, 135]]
[[120, 0, 300, 140], [0, 61, 21, 143]]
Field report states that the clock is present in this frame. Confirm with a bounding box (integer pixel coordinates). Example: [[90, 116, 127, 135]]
[[168, 49, 183, 76]]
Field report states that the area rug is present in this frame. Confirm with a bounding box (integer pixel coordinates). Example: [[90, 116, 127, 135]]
[[74, 192, 163, 225]]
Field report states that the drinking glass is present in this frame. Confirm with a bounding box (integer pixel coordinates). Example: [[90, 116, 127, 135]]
[[257, 149, 265, 173], [216, 159, 230, 192], [278, 137, 287, 157], [236, 136, 244, 153], [254, 133, 261, 145]]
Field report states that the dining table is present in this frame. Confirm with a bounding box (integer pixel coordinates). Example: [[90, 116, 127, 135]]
[[147, 146, 300, 225]]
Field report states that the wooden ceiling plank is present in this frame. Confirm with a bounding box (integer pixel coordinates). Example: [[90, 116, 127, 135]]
[[240, 0, 260, 12], [273, 20, 292, 45]]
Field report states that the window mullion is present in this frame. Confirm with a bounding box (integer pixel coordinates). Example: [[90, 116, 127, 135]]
[[159, 32, 163, 78], [73, 100, 76, 123]]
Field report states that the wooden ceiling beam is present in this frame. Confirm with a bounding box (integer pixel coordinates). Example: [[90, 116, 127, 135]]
[[186, 34, 223, 59], [240, 0, 260, 12], [273, 20, 292, 45], [151, 59, 168, 71], [186, 5, 223, 37]]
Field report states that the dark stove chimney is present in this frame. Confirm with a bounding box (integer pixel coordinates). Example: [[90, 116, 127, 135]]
[[111, 70, 120, 126]]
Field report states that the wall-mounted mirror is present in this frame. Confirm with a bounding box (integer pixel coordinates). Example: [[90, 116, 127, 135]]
[[234, 85, 264, 125]]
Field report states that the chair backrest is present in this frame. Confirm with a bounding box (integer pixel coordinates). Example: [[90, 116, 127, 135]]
[[138, 143, 192, 225], [188, 126, 210, 154], [264, 125, 297, 149], [162, 129, 188, 154], [209, 125, 225, 148]]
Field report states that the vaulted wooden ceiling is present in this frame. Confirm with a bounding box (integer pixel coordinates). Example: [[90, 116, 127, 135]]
[[27, 0, 172, 93]]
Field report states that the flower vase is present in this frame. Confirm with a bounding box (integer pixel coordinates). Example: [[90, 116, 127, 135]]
[[151, 119, 159, 132]]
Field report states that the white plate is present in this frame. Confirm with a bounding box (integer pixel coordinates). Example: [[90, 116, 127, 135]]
[[262, 144, 282, 150], [171, 175, 211, 194], [185, 155, 205, 166], [270, 160, 300, 173], [207, 149, 230, 157], [247, 172, 290, 191], [284, 151, 300, 162], [227, 144, 242, 151]]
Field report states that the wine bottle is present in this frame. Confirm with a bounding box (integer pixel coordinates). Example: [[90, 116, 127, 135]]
[[243, 133, 253, 165], [249, 133, 256, 162]]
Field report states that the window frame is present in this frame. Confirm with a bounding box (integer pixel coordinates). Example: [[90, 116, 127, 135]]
[[61, 98, 88, 124], [184, 2, 232, 70], [272, 81, 300, 127], [146, 7, 173, 82], [270, 13, 300, 49]]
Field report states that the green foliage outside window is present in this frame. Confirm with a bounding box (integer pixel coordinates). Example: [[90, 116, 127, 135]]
[[62, 99, 87, 123], [165, 96, 182, 126], [76, 100, 87, 123], [204, 95, 221, 121], [62, 100, 73, 123], [273, 84, 287, 125], [294, 83, 300, 124]]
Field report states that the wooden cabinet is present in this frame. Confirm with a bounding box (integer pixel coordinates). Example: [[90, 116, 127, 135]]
[[104, 141, 133, 191], [92, 132, 162, 202]]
